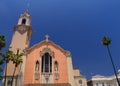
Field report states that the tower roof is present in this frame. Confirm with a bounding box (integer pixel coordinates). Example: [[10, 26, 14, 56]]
[[17, 10, 32, 26], [20, 9, 31, 18], [24, 9, 29, 15]]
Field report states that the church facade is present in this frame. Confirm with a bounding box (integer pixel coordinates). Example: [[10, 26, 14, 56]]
[[3, 10, 87, 86]]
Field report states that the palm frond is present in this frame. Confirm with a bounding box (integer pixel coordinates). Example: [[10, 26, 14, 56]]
[[0, 35, 6, 50], [101, 36, 111, 46], [11, 52, 23, 67]]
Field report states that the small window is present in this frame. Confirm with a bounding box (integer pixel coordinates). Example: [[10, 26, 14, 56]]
[[102, 83, 105, 86], [22, 18, 26, 24], [107, 83, 111, 86], [7, 80, 12, 86], [96, 83, 98, 86], [79, 80, 82, 84], [79, 80, 82, 86]]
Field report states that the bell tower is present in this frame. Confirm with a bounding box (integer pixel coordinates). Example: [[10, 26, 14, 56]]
[[10, 10, 32, 51], [4, 10, 32, 86]]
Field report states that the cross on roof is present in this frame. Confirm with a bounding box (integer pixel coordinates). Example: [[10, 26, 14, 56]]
[[45, 35, 49, 42]]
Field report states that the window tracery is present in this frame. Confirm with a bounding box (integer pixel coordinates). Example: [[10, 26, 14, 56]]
[[41, 53, 52, 73]]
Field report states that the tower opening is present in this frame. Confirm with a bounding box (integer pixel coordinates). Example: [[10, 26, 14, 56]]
[[22, 18, 26, 24]]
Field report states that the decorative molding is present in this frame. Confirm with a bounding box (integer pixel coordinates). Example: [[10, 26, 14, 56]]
[[26, 40, 68, 56], [40, 47, 54, 57], [15, 25, 28, 34], [14, 25, 32, 35], [54, 72, 59, 80], [19, 10, 31, 21], [35, 72, 40, 80], [66, 51, 71, 57]]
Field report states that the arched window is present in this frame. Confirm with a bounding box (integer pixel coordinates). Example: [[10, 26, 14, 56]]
[[41, 53, 52, 73], [79, 80, 82, 86], [35, 60, 39, 71], [22, 18, 26, 24]]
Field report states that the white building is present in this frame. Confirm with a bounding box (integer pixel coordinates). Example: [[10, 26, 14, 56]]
[[87, 69, 120, 86]]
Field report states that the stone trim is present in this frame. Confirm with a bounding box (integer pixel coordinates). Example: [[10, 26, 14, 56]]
[[26, 40, 69, 56], [40, 47, 54, 57], [24, 83, 72, 86], [14, 25, 32, 36]]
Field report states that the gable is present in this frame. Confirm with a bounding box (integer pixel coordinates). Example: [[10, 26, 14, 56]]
[[26, 40, 68, 56]]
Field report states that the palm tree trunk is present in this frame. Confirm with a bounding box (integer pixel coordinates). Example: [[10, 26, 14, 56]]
[[4, 62, 7, 86], [11, 66, 17, 86], [107, 46, 120, 86], [15, 63, 22, 86]]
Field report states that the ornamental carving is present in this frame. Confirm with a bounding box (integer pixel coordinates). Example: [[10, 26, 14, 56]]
[[15, 25, 28, 35], [66, 51, 71, 57], [54, 72, 59, 80], [40, 47, 53, 57], [35, 72, 40, 80]]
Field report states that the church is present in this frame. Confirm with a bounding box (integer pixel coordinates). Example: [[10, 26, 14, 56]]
[[3, 10, 87, 86]]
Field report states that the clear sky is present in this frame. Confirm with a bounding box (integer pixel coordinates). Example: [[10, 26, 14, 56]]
[[0, 0, 120, 80]]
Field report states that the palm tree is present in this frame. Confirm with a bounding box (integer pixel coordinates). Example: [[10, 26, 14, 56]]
[[0, 35, 6, 50], [2, 50, 13, 86], [11, 50, 23, 86], [101, 36, 120, 86], [0, 35, 6, 80], [0, 57, 4, 80]]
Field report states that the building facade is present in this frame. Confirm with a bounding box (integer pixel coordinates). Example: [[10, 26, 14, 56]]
[[87, 70, 120, 86], [3, 10, 87, 86]]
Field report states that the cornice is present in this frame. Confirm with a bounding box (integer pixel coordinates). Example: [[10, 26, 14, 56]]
[[91, 74, 120, 81]]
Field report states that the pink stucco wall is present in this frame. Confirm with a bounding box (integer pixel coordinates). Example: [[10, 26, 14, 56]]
[[24, 42, 68, 85]]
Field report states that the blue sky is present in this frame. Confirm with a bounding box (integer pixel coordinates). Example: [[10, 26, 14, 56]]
[[0, 0, 120, 80]]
